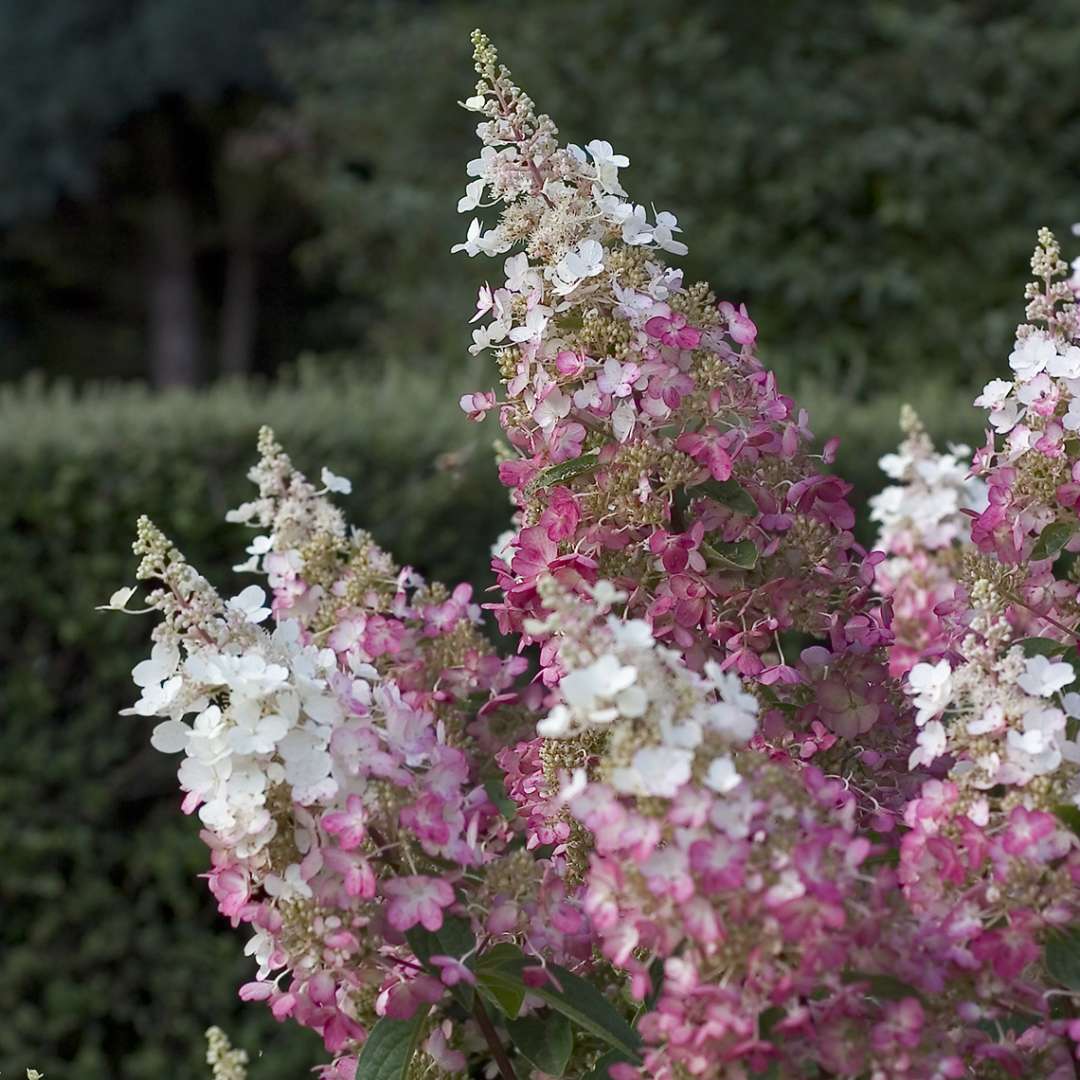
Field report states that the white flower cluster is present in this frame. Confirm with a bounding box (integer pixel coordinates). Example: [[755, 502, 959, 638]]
[[453, 79, 688, 361], [974, 330, 1080, 446], [905, 645, 1080, 804], [532, 582, 758, 800], [871, 409, 986, 553], [134, 615, 348, 856]]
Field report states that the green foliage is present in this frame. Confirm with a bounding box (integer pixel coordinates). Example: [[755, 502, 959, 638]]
[[1032, 520, 1077, 562], [470, 945, 642, 1062], [536, 451, 601, 489], [277, 0, 1080, 393], [1018, 637, 1073, 658], [353, 1011, 430, 1080], [1045, 926, 1080, 992], [694, 478, 758, 518], [525, 964, 642, 1063], [406, 915, 476, 1009], [505, 1012, 574, 1077], [0, 364, 505, 1079]]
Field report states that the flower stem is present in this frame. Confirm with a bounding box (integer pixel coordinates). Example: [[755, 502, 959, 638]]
[[472, 995, 518, 1080]]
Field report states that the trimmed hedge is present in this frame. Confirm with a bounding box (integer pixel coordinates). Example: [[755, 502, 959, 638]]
[[0, 365, 507, 1079], [0, 364, 979, 1077]]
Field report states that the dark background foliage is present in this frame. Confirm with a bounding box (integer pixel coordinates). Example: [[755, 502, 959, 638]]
[[0, 0, 1075, 1076]]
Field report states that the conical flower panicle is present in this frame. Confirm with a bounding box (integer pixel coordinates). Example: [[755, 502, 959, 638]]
[[455, 32, 904, 767], [115, 431, 537, 1079]]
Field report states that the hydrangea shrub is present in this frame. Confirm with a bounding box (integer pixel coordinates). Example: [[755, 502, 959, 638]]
[[111, 33, 1080, 1080]]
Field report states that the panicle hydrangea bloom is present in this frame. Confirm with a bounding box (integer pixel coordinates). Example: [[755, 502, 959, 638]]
[[869, 405, 986, 676], [118, 429, 595, 1078], [970, 229, 1080, 582], [888, 231, 1080, 1078], [519, 577, 1060, 1079], [454, 32, 904, 782]]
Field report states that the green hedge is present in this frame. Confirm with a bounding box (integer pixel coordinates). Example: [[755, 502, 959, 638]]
[[0, 364, 507, 1079], [0, 364, 980, 1077]]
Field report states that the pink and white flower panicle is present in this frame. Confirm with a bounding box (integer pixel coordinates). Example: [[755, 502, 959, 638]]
[[455, 32, 899, 784], [870, 404, 986, 675], [117, 429, 542, 1078]]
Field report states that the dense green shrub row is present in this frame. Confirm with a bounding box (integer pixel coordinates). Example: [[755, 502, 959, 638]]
[[0, 365, 980, 1077], [0, 365, 507, 1079]]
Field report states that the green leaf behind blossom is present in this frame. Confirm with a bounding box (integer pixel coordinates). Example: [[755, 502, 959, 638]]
[[527, 964, 643, 1062], [534, 451, 601, 489], [1054, 804, 1080, 837], [1031, 521, 1077, 562], [583, 1049, 637, 1079], [1045, 926, 1080, 991], [506, 1013, 574, 1076], [1017, 636, 1073, 658], [693, 477, 758, 516], [406, 916, 475, 1008], [405, 916, 474, 967], [703, 538, 759, 570], [471, 946, 641, 1061], [474, 944, 531, 1019], [840, 971, 923, 1002], [354, 1011, 430, 1080]]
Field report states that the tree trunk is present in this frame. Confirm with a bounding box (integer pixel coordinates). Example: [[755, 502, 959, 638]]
[[144, 112, 201, 388], [218, 184, 257, 377]]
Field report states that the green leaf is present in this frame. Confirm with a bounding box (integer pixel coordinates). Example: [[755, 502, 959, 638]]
[[976, 1013, 1042, 1039], [534, 451, 601, 489], [702, 538, 758, 570], [1054, 804, 1080, 837], [528, 964, 642, 1062], [476, 943, 529, 970], [483, 777, 518, 822], [1017, 636, 1072, 658], [476, 967, 527, 1019], [1031, 521, 1077, 562], [406, 916, 475, 1008], [406, 915, 474, 968], [474, 943, 529, 1018], [863, 846, 901, 871], [506, 1012, 574, 1076], [583, 1050, 636, 1079], [1046, 926, 1080, 990], [692, 477, 758, 516], [758, 1005, 785, 1039], [354, 1011, 429, 1080], [670, 486, 693, 533], [473, 948, 640, 1060], [642, 956, 665, 1013], [840, 971, 923, 1001]]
